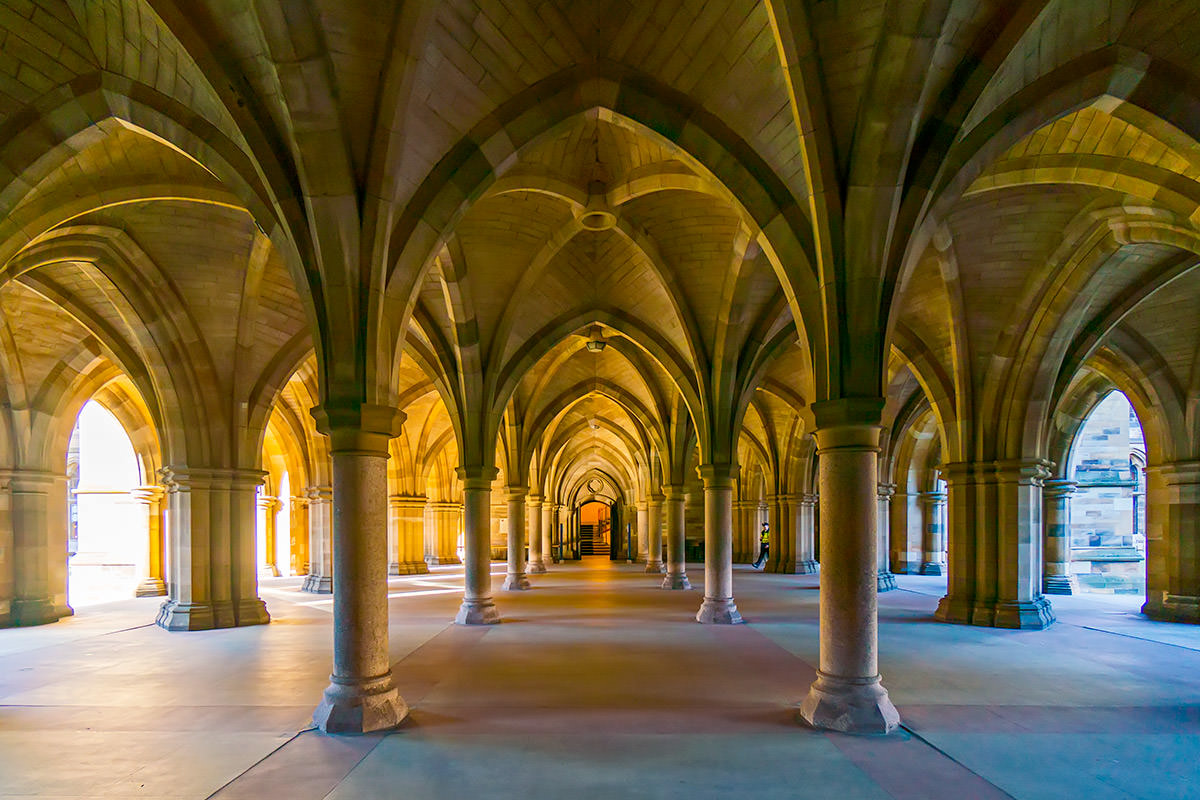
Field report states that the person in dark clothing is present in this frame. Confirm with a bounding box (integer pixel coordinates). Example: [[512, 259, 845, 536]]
[[753, 521, 770, 569]]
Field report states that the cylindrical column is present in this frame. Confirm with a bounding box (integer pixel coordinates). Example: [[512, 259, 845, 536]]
[[503, 488, 530, 590], [646, 493, 665, 572], [919, 490, 948, 576], [662, 485, 691, 589], [542, 503, 554, 568], [696, 465, 741, 623], [133, 485, 167, 597], [309, 403, 407, 734], [528, 495, 546, 573], [456, 468, 501, 623], [302, 486, 333, 592], [799, 411, 899, 734], [877, 484, 896, 591], [1042, 480, 1076, 594], [636, 500, 649, 563]]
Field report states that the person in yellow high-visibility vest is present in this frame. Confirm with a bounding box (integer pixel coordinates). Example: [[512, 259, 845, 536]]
[[753, 521, 770, 569]]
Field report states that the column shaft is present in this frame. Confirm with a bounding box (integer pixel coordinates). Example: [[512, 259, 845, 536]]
[[696, 465, 741, 623], [8, 471, 69, 626], [456, 470, 500, 623], [133, 485, 167, 597], [918, 491, 947, 576], [303, 486, 334, 592], [662, 485, 691, 589], [1143, 461, 1200, 623], [388, 496, 429, 575], [799, 417, 899, 734], [503, 490, 530, 590], [877, 484, 896, 591], [796, 494, 819, 573], [646, 494, 665, 572], [528, 497, 546, 573]]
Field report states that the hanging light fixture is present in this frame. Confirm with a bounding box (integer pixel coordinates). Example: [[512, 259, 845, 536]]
[[585, 324, 607, 353]]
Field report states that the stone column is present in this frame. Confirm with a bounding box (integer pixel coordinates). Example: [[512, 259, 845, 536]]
[[456, 467, 500, 623], [1143, 460, 1200, 623], [302, 486, 333, 593], [696, 464, 742, 623], [662, 484, 691, 589], [310, 404, 407, 733], [732, 499, 750, 563], [156, 468, 269, 630], [503, 488, 530, 590], [799, 407, 899, 734], [424, 501, 461, 565], [935, 460, 1054, 629], [8, 470, 70, 626], [795, 493, 819, 573], [1042, 480, 1075, 594], [765, 494, 782, 572], [258, 494, 281, 578], [0, 472, 11, 627], [876, 484, 896, 591], [132, 485, 167, 597], [918, 490, 947, 575], [541, 502, 554, 567], [527, 495, 546, 573], [645, 492, 665, 572], [388, 496, 429, 575], [636, 499, 649, 563], [289, 494, 310, 577]]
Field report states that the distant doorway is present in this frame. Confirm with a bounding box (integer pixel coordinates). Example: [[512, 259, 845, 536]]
[[578, 501, 611, 556]]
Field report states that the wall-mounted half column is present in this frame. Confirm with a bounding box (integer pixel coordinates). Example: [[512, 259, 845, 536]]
[[876, 484, 896, 591], [302, 485, 333, 593], [388, 496, 429, 575], [795, 493, 819, 574], [918, 490, 947, 576], [1042, 480, 1076, 594], [799, 402, 899, 734], [1143, 461, 1200, 623], [7, 470, 69, 626], [133, 485, 166, 597]]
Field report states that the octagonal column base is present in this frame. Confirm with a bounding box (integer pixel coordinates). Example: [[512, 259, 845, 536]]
[[455, 598, 501, 625], [644, 561, 665, 574], [695, 597, 742, 624], [502, 573, 531, 590], [876, 571, 896, 592], [528, 559, 548, 574], [663, 573, 691, 590], [313, 673, 408, 734], [797, 560, 819, 575], [799, 673, 900, 735]]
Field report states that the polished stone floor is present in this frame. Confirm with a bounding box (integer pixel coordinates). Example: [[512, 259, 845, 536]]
[[2, 560, 1198, 799]]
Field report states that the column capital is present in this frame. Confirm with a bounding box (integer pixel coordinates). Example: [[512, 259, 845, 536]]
[[527, 494, 543, 506], [800, 492, 818, 507], [289, 494, 311, 509], [388, 494, 427, 510], [1149, 459, 1200, 485], [159, 466, 266, 491], [811, 397, 885, 428], [457, 465, 499, 490], [697, 463, 736, 488], [1042, 479, 1078, 499], [506, 486, 527, 501], [258, 494, 279, 512], [305, 484, 333, 502], [131, 484, 165, 505], [918, 490, 947, 507], [812, 421, 882, 452], [993, 458, 1053, 484], [3, 468, 64, 490], [876, 483, 896, 500], [310, 403, 404, 454], [662, 484, 685, 501]]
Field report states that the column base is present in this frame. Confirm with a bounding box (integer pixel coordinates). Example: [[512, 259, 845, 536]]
[[1043, 574, 1075, 595], [156, 600, 214, 631], [455, 598, 501, 625], [797, 560, 819, 575], [919, 562, 944, 576], [259, 565, 281, 579], [663, 573, 691, 590], [135, 578, 167, 597], [696, 597, 743, 624], [502, 573, 531, 590], [424, 556, 461, 566], [644, 561, 665, 574], [877, 571, 896, 592], [302, 574, 333, 593], [528, 559, 548, 574], [10, 598, 65, 627], [798, 672, 900, 735], [313, 673, 408, 734], [935, 594, 1055, 629], [389, 561, 430, 576], [235, 598, 271, 626], [211, 600, 236, 629], [1143, 594, 1200, 624]]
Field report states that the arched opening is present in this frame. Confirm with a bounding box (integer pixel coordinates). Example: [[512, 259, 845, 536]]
[[1064, 390, 1147, 595], [66, 400, 145, 607], [578, 500, 611, 557]]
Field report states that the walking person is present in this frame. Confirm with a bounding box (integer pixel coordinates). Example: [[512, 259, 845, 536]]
[[753, 521, 770, 569]]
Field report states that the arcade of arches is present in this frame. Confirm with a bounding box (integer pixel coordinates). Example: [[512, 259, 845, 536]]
[[1, 0, 1199, 766]]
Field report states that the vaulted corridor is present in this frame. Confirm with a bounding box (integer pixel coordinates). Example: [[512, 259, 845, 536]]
[[3, 564, 1198, 799]]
